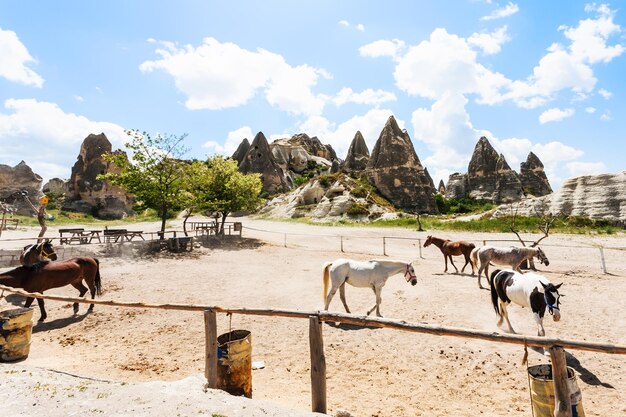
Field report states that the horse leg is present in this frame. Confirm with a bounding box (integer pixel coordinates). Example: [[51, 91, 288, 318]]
[[461, 254, 471, 274], [24, 297, 34, 308], [324, 284, 340, 311], [71, 282, 89, 314], [443, 254, 448, 273], [477, 264, 486, 289], [366, 286, 383, 317], [36, 298, 46, 322], [448, 255, 459, 273], [499, 302, 516, 334], [339, 283, 351, 314], [533, 313, 546, 337]]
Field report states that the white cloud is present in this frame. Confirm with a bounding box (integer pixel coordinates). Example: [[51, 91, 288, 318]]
[[203, 125, 253, 156], [538, 107, 575, 124], [0, 99, 126, 183], [332, 87, 396, 106], [338, 20, 350, 28], [356, 23, 365, 32], [585, 106, 596, 113], [468, 26, 511, 55], [600, 110, 612, 121], [359, 39, 406, 59], [565, 161, 607, 177], [598, 88, 612, 99], [73, 95, 84, 102], [0, 27, 44, 87], [140, 37, 328, 116], [480, 2, 519, 21]]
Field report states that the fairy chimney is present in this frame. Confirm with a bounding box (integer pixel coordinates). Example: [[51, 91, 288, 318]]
[[239, 132, 289, 194], [520, 152, 552, 197], [366, 115, 437, 214], [232, 138, 250, 166], [495, 153, 523, 203], [342, 131, 370, 171]]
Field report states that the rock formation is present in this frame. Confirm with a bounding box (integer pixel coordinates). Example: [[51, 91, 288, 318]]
[[366, 116, 437, 214], [438, 180, 446, 195], [42, 178, 70, 195], [63, 133, 135, 219], [342, 131, 370, 171], [493, 171, 626, 225], [232, 138, 250, 166], [239, 132, 289, 194], [446, 136, 531, 204], [288, 133, 337, 161], [520, 152, 552, 197], [0, 161, 43, 215]]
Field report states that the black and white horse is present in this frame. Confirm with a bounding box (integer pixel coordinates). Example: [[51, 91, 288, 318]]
[[489, 269, 562, 337]]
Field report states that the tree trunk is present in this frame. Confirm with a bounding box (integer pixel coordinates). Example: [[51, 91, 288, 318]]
[[160, 202, 167, 239], [220, 212, 229, 236], [183, 210, 191, 237]]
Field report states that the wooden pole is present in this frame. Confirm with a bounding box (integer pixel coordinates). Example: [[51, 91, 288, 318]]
[[340, 236, 344, 252], [549, 346, 572, 417], [599, 247, 607, 274], [383, 237, 387, 256], [309, 315, 327, 414], [204, 309, 218, 389], [418, 239, 423, 258], [284, 233, 287, 248]]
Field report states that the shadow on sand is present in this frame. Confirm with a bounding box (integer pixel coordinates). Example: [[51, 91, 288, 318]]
[[33, 313, 89, 333], [324, 321, 379, 332]]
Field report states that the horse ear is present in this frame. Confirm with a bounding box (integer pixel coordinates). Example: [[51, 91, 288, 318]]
[[540, 281, 548, 289], [555, 283, 563, 289]]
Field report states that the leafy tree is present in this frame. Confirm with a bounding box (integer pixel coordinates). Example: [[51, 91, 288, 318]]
[[179, 160, 213, 236], [100, 130, 189, 237], [203, 156, 263, 234]]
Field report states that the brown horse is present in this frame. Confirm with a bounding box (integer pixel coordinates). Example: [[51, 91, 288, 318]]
[[19, 239, 58, 265], [0, 257, 102, 322], [423, 235, 476, 274]]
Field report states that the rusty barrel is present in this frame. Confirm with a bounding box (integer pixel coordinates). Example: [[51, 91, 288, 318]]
[[0, 307, 34, 362], [528, 364, 585, 417], [217, 329, 252, 398]]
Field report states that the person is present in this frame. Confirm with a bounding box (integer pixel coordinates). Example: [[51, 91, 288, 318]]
[[23, 193, 49, 242]]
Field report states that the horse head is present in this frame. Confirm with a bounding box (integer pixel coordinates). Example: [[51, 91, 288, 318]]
[[535, 247, 549, 266], [39, 239, 58, 261], [404, 262, 418, 286], [540, 281, 562, 321], [423, 235, 432, 247]]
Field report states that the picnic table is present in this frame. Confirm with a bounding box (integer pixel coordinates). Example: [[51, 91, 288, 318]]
[[104, 228, 144, 243], [59, 228, 102, 244], [0, 218, 19, 230]]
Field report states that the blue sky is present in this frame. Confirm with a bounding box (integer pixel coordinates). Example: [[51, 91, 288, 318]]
[[1, 1, 624, 191]]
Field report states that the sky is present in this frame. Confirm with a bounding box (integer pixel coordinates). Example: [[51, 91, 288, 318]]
[[1, 1, 624, 191]]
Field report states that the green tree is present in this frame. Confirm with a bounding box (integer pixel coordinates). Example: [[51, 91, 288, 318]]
[[203, 156, 263, 234], [179, 160, 213, 236], [100, 130, 189, 237]]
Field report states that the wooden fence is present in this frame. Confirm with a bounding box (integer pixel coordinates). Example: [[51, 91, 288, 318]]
[[1, 285, 624, 417]]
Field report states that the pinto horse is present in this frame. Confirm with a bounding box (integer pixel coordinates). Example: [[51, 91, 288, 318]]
[[19, 239, 57, 265], [472, 245, 549, 289], [322, 258, 417, 317], [0, 257, 102, 322], [423, 235, 475, 274], [490, 269, 562, 337]]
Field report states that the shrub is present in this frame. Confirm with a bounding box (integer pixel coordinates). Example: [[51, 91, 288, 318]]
[[347, 203, 369, 216]]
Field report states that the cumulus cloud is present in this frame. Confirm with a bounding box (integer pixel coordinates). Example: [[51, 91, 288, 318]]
[[356, 24, 365, 32], [598, 88, 612, 99], [0, 99, 126, 182], [538, 107, 575, 124], [480, 2, 519, 21], [468, 26, 511, 55], [332, 87, 396, 106], [600, 110, 612, 121], [565, 161, 607, 177], [359, 39, 406, 59], [338, 20, 350, 28], [140, 37, 328, 116], [203, 125, 253, 156], [585, 106, 596, 113], [0, 27, 44, 87]]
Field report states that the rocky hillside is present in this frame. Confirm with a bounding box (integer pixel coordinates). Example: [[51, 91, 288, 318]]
[[492, 170, 626, 225]]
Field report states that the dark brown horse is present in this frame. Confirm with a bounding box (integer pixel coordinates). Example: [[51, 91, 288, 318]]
[[19, 239, 58, 265], [0, 257, 102, 322], [423, 235, 476, 274]]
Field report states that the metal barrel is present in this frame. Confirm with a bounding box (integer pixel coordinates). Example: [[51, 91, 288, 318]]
[[0, 307, 34, 362], [217, 330, 252, 398], [528, 364, 585, 417]]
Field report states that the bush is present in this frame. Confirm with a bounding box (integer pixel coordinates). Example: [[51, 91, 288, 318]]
[[435, 195, 493, 214], [347, 203, 369, 216]]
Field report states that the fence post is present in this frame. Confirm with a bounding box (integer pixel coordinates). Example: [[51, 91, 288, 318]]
[[383, 237, 387, 256], [204, 309, 218, 389], [599, 247, 607, 274], [549, 346, 572, 417], [309, 315, 327, 414], [340, 236, 344, 253], [483, 240, 487, 246], [418, 239, 423, 259], [284, 233, 287, 248]]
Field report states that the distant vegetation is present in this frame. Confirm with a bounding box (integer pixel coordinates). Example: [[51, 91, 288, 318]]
[[434, 194, 494, 214]]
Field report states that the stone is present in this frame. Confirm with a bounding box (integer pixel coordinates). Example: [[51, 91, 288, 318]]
[[239, 132, 289, 195], [42, 178, 70, 195], [288, 133, 337, 161], [438, 179, 446, 195], [63, 133, 135, 219], [520, 152, 552, 197], [493, 171, 626, 225], [342, 131, 370, 171], [330, 160, 340, 174], [232, 138, 250, 166], [0, 161, 43, 215], [445, 173, 467, 200], [366, 115, 437, 214]]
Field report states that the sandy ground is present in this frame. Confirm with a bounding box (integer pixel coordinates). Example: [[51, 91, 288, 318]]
[[1, 217, 625, 416]]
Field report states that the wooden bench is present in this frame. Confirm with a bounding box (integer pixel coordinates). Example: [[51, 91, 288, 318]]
[[59, 228, 86, 245], [104, 229, 144, 243], [1, 218, 19, 230]]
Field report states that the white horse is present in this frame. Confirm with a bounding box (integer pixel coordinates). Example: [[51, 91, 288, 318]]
[[322, 258, 417, 317], [489, 269, 562, 337], [471, 245, 549, 289]]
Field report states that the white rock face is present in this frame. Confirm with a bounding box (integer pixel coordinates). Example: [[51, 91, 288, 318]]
[[494, 171, 626, 224]]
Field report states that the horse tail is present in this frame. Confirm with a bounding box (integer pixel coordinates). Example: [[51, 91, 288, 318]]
[[470, 247, 479, 270], [94, 258, 102, 296], [322, 262, 333, 304], [490, 270, 500, 316]]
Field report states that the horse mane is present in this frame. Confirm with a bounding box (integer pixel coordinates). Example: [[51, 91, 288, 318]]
[[21, 260, 50, 272]]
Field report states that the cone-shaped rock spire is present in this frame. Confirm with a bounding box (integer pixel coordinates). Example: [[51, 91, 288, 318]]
[[239, 132, 289, 194], [342, 131, 370, 171]]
